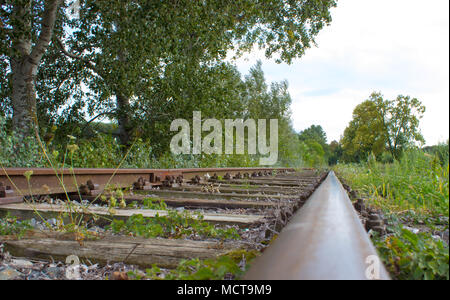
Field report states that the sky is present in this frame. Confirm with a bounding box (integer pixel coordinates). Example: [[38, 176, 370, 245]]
[[232, 0, 449, 146]]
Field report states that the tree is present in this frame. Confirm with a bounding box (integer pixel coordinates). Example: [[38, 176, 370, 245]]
[[341, 92, 426, 162], [341, 99, 386, 162], [2, 0, 336, 144], [243, 61, 292, 120], [138, 61, 247, 155], [242, 61, 301, 166], [383, 94, 426, 158], [298, 124, 329, 163], [298, 125, 328, 148], [300, 139, 325, 167], [1, 0, 64, 135], [328, 140, 342, 165]]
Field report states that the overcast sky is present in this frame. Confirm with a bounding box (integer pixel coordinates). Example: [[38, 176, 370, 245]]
[[233, 0, 449, 146]]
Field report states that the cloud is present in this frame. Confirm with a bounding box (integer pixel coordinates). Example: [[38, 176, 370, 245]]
[[233, 0, 449, 145]]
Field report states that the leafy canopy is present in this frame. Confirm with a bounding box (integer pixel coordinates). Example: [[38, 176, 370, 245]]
[[341, 92, 425, 162]]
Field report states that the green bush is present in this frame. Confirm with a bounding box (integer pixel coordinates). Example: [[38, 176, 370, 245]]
[[374, 227, 449, 280], [0, 116, 45, 167]]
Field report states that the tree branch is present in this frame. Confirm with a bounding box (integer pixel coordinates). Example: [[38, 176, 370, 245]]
[[29, 0, 63, 66], [54, 35, 98, 73], [80, 110, 117, 133]]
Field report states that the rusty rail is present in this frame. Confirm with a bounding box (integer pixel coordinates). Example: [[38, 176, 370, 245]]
[[0, 167, 294, 203], [244, 171, 390, 280]]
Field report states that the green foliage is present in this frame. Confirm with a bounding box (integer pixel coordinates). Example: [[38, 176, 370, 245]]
[[242, 61, 304, 167], [142, 197, 168, 211], [341, 99, 386, 162], [11, 0, 336, 147], [0, 116, 45, 167], [0, 213, 32, 238], [374, 227, 449, 280], [2, 59, 307, 169], [298, 125, 328, 149], [296, 125, 329, 167], [337, 146, 449, 280], [128, 249, 259, 280], [335, 148, 449, 217], [424, 141, 449, 167], [384, 94, 426, 158], [341, 92, 426, 162], [109, 211, 240, 240], [299, 140, 325, 167], [328, 140, 343, 165]]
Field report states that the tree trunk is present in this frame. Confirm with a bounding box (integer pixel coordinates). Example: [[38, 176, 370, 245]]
[[10, 58, 38, 135], [115, 45, 133, 147], [9, 0, 62, 137], [116, 92, 133, 147]]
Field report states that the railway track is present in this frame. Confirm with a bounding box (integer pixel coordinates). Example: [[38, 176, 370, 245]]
[[0, 167, 389, 280]]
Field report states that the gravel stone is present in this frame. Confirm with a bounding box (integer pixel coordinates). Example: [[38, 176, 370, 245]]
[[10, 259, 33, 269], [0, 267, 22, 280], [46, 266, 63, 278], [403, 226, 420, 234]]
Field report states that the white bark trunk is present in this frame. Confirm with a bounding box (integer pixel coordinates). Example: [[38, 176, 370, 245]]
[[11, 60, 38, 133], [10, 0, 62, 136]]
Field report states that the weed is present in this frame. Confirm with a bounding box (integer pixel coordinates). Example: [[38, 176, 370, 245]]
[[128, 249, 259, 280], [109, 210, 240, 240], [142, 197, 168, 210], [336, 148, 449, 280], [0, 213, 32, 238], [335, 149, 449, 218], [373, 226, 449, 280]]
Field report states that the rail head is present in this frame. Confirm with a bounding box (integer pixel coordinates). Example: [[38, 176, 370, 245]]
[[0, 167, 296, 176], [244, 171, 390, 280]]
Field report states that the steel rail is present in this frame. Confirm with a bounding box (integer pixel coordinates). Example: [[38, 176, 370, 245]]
[[0, 167, 294, 176], [0, 167, 294, 202], [244, 171, 390, 280]]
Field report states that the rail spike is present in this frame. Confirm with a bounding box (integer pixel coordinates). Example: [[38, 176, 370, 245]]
[[176, 175, 184, 186], [80, 180, 101, 196], [189, 175, 202, 185], [0, 182, 14, 198], [133, 177, 146, 190], [0, 181, 22, 204]]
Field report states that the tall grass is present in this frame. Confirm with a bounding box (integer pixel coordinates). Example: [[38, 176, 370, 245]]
[[335, 148, 449, 217]]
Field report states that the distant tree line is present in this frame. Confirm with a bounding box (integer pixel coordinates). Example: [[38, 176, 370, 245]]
[[301, 92, 432, 166]]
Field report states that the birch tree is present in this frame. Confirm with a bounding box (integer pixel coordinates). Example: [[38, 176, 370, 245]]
[[1, 0, 63, 135]]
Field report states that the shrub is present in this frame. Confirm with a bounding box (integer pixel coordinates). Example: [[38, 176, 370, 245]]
[[374, 227, 449, 280], [0, 116, 44, 167]]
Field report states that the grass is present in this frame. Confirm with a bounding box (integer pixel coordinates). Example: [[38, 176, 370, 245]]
[[127, 249, 260, 280], [108, 210, 240, 240], [335, 148, 449, 280], [0, 213, 32, 238], [335, 149, 449, 218]]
